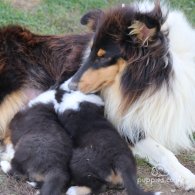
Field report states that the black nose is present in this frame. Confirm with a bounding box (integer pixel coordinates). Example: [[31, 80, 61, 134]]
[[68, 81, 78, 91]]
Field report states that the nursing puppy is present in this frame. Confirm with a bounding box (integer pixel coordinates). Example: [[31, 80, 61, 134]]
[[69, 1, 195, 190], [54, 81, 159, 195], [0, 91, 72, 195]]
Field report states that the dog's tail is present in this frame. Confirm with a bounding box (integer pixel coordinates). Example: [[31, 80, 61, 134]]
[[40, 169, 69, 195], [115, 155, 161, 195]]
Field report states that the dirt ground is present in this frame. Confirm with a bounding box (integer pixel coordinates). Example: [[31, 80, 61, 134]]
[[4, 0, 41, 11], [0, 142, 195, 195]]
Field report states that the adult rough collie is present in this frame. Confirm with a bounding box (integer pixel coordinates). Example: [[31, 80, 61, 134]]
[[0, 25, 92, 141], [69, 1, 195, 190]]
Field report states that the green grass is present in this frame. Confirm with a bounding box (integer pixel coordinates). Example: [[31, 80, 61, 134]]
[[0, 0, 127, 34], [170, 0, 195, 24], [0, 0, 194, 35]]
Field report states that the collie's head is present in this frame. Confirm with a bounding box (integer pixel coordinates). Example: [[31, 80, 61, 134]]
[[69, 1, 172, 111]]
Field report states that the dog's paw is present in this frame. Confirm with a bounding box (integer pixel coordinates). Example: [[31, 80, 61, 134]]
[[154, 192, 162, 195], [66, 186, 91, 195], [66, 186, 77, 195], [0, 160, 11, 174], [171, 171, 195, 191], [1, 144, 15, 162], [35, 190, 40, 195], [26, 181, 37, 188], [155, 192, 162, 195], [183, 174, 195, 191]]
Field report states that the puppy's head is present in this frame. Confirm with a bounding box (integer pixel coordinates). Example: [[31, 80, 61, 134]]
[[56, 78, 104, 114], [69, 1, 169, 95]]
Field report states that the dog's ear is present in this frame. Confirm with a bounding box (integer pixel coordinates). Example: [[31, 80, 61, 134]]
[[80, 9, 103, 31], [129, 1, 165, 44], [128, 20, 157, 44]]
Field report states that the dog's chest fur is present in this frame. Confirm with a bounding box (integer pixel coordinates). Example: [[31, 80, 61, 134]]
[[102, 10, 195, 153]]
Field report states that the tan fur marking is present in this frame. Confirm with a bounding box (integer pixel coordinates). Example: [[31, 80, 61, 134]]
[[117, 58, 127, 73], [86, 19, 95, 31], [0, 90, 29, 140], [31, 173, 45, 182], [0, 63, 5, 72], [78, 58, 127, 93], [3, 133, 12, 145], [106, 170, 123, 185], [101, 60, 127, 116], [97, 48, 106, 57]]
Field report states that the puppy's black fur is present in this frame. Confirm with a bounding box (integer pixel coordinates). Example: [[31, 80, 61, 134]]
[[58, 99, 154, 195], [9, 103, 72, 195]]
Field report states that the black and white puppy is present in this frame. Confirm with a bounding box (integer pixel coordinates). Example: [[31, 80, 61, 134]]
[[54, 81, 159, 195], [0, 90, 72, 195]]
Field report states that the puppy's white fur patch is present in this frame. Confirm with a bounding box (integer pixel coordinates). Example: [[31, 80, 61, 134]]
[[1, 144, 15, 162], [27, 78, 104, 116], [66, 186, 91, 195], [58, 79, 104, 113], [27, 181, 37, 188], [60, 78, 73, 92], [28, 90, 56, 108], [57, 91, 104, 113], [0, 160, 11, 174]]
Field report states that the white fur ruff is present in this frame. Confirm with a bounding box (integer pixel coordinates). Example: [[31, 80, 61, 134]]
[[102, 5, 195, 153]]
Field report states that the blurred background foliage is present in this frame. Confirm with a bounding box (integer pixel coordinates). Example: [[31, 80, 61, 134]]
[[0, 0, 194, 34]]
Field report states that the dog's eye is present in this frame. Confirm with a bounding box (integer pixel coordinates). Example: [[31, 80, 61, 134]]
[[93, 56, 113, 69]]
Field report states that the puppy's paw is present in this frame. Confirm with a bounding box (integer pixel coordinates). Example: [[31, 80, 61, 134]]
[[66, 186, 91, 195], [0, 160, 11, 174], [35, 190, 40, 195], [66, 186, 77, 195], [1, 144, 15, 162], [155, 192, 162, 195], [26, 181, 37, 188]]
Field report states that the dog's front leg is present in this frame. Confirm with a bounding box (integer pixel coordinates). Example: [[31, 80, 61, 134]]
[[132, 137, 195, 191]]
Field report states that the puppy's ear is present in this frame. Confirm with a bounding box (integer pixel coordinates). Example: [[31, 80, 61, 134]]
[[80, 9, 103, 31], [129, 0, 165, 44]]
